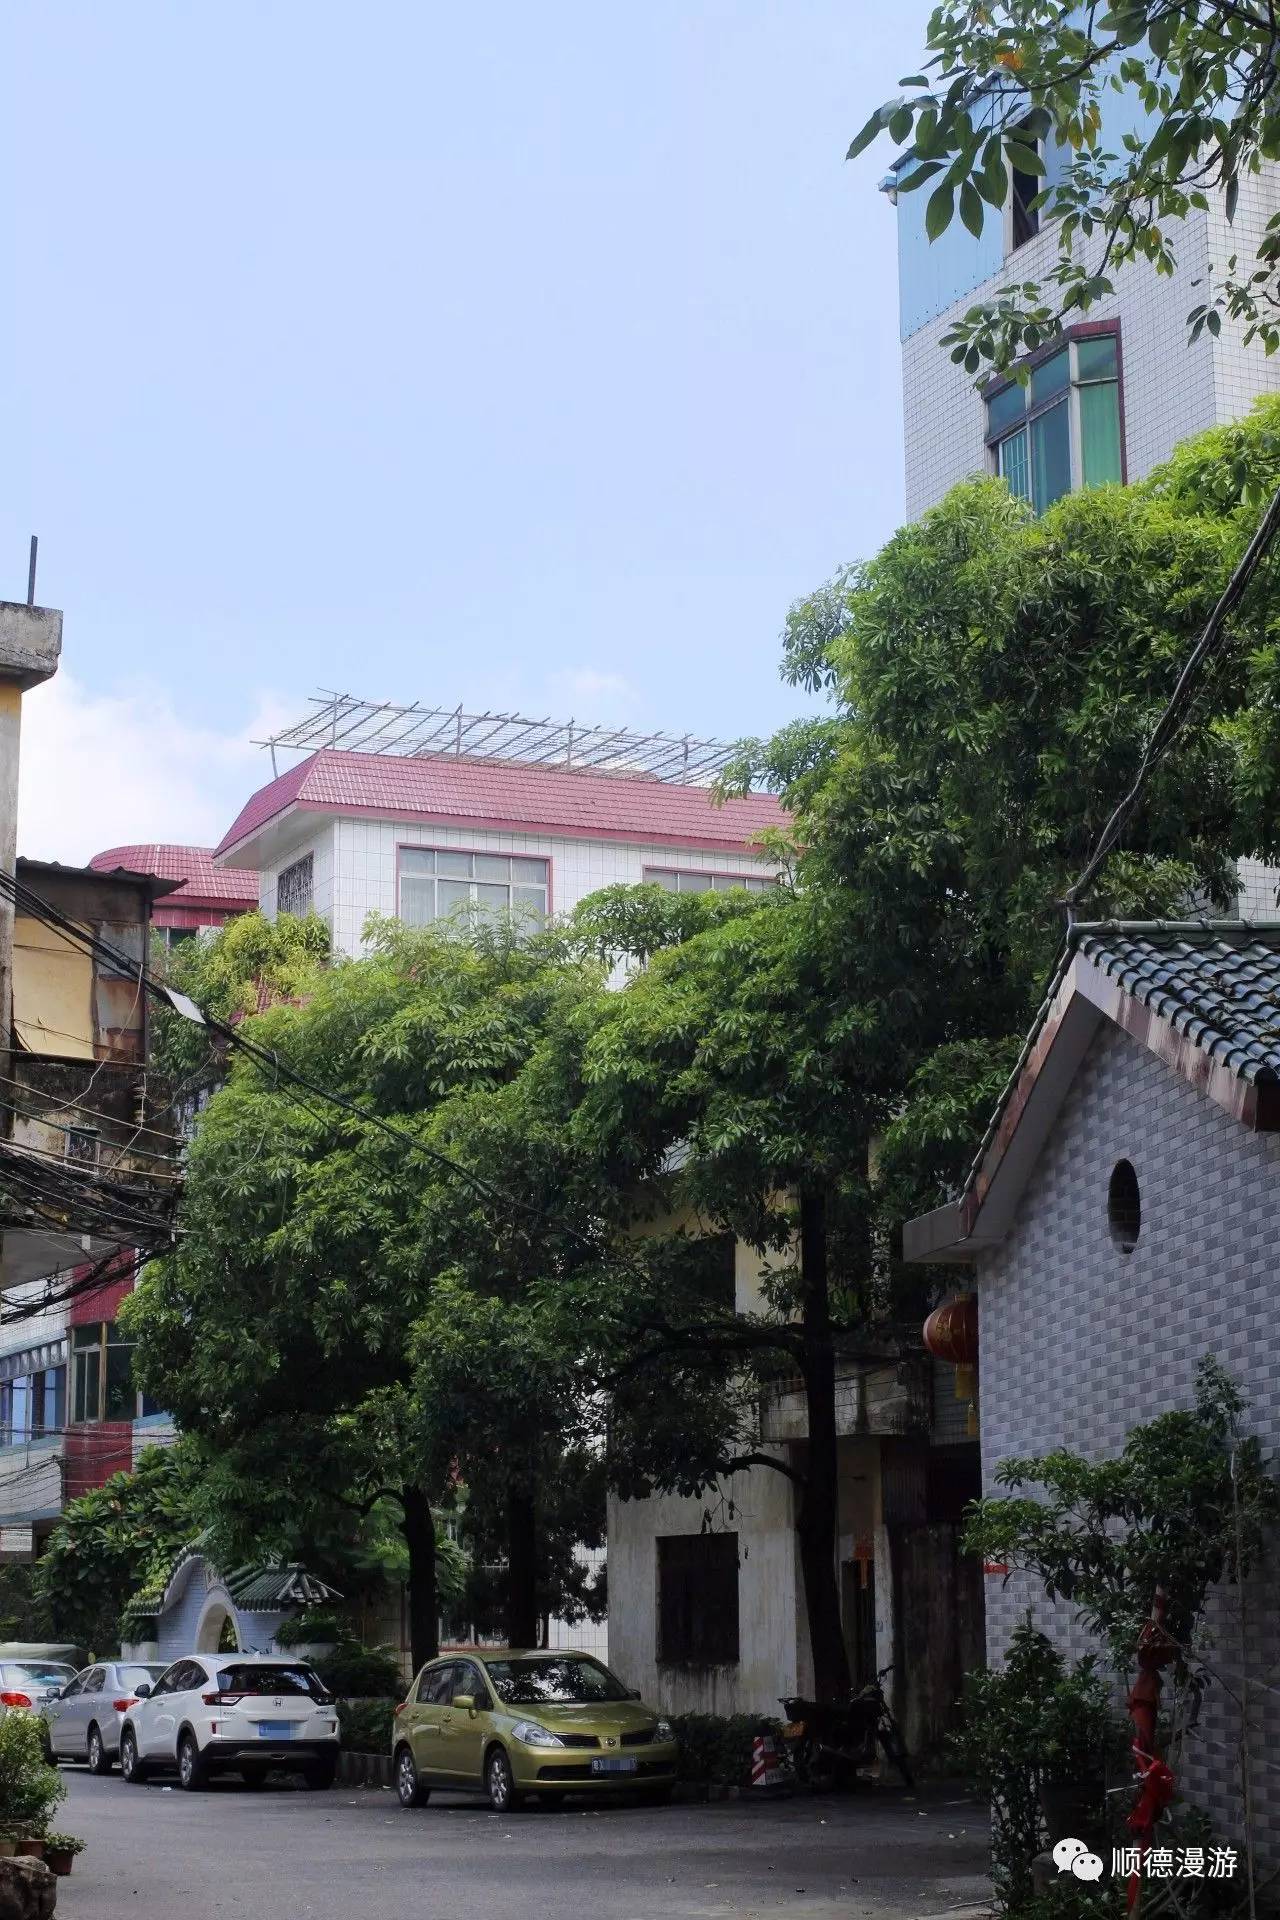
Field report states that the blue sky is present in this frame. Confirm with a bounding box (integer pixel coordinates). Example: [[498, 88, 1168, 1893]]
[[5, 1, 931, 858]]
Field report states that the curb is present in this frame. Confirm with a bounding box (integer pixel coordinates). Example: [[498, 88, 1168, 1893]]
[[338, 1751, 394, 1788]]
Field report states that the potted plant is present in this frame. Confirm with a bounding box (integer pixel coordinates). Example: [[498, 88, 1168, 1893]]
[[1038, 1659, 1128, 1853], [14, 1835, 44, 1858], [43, 1832, 85, 1876]]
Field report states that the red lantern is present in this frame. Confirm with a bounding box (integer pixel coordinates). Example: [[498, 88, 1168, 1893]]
[[923, 1294, 979, 1433]]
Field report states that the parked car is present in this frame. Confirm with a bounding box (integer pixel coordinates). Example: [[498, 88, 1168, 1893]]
[[43, 1662, 167, 1773], [119, 1654, 340, 1790], [0, 1661, 79, 1725], [391, 1650, 677, 1812]]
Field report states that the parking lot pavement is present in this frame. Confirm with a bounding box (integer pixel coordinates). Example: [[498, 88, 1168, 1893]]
[[53, 1766, 991, 1920]]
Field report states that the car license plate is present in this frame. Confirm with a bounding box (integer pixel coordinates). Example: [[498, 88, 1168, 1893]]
[[257, 1722, 295, 1739], [590, 1756, 637, 1775]]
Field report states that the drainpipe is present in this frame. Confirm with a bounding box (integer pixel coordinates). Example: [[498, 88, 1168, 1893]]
[[0, 595, 63, 1095]]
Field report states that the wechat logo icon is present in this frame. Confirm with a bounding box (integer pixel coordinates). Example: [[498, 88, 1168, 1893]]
[[1054, 1838, 1105, 1881]]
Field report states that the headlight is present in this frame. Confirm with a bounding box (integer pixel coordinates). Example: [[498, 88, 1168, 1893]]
[[511, 1720, 564, 1747], [655, 1719, 674, 1741]]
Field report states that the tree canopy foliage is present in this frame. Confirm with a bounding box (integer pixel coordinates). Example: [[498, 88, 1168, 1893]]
[[851, 2, 1280, 371]]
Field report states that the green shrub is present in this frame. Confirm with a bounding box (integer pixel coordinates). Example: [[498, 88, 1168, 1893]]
[[274, 1609, 347, 1650], [0, 1713, 65, 1836], [313, 1642, 404, 1699], [338, 1698, 397, 1755], [667, 1712, 783, 1788]]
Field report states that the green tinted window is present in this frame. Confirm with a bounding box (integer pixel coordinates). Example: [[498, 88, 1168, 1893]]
[[1075, 334, 1118, 381], [1030, 348, 1069, 407], [1080, 380, 1123, 486], [986, 382, 1025, 436], [997, 428, 1031, 504], [1031, 400, 1071, 510]]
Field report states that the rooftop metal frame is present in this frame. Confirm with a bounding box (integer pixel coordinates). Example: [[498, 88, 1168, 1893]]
[[255, 691, 739, 785]]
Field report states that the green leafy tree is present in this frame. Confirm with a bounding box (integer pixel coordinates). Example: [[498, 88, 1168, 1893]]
[[725, 405, 1280, 1243], [851, 3, 1280, 371], [150, 907, 330, 1084], [126, 918, 606, 1669], [35, 1442, 206, 1653]]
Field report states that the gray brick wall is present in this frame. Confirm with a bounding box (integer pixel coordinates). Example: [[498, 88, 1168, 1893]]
[[977, 1022, 1280, 1866]]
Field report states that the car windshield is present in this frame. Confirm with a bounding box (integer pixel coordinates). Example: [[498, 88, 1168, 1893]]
[[484, 1657, 631, 1706], [214, 1665, 324, 1697], [10, 1665, 75, 1689], [118, 1666, 165, 1690]]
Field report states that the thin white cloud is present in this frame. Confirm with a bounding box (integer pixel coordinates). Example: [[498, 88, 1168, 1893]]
[[15, 673, 288, 867]]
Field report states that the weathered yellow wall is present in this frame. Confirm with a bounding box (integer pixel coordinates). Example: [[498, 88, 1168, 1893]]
[[12, 916, 95, 1057]]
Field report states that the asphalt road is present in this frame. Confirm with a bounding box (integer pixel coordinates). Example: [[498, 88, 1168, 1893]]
[[53, 1766, 991, 1920]]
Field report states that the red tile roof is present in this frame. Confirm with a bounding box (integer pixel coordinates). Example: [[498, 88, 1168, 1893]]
[[214, 750, 787, 860], [89, 843, 259, 910]]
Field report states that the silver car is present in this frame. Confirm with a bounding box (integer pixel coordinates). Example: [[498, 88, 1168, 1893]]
[[43, 1662, 167, 1773], [0, 1661, 78, 1728]]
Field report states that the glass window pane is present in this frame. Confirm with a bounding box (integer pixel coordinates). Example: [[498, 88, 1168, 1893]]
[[73, 1349, 100, 1424], [472, 883, 510, 920], [1030, 347, 1069, 407], [1080, 380, 1123, 487], [512, 886, 546, 924], [511, 858, 549, 885], [986, 382, 1025, 436], [436, 851, 472, 878], [473, 855, 511, 882], [998, 428, 1031, 503], [1075, 333, 1118, 381], [400, 878, 435, 927], [105, 1343, 134, 1420], [437, 879, 472, 915], [1031, 399, 1071, 510], [73, 1324, 102, 1349], [680, 873, 712, 893], [399, 848, 435, 875], [647, 870, 678, 891]]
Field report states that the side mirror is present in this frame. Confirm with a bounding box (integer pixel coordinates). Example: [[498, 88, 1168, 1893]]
[[42, 1689, 60, 1704], [452, 1694, 475, 1712], [628, 1689, 642, 1700], [134, 1683, 152, 1699]]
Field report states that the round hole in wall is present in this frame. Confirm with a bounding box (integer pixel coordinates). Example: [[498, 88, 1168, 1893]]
[[1108, 1159, 1141, 1253]]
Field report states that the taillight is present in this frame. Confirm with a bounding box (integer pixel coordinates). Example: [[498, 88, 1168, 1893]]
[[201, 1692, 243, 1706], [0, 1692, 32, 1710], [112, 1697, 138, 1713]]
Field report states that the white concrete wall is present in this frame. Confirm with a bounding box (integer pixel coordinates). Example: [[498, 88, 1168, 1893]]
[[606, 1459, 806, 1716], [258, 824, 337, 929]]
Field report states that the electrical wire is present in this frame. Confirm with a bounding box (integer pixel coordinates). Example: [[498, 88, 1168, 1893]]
[[1066, 480, 1280, 914]]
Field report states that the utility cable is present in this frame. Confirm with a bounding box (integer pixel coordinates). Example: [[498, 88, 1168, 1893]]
[[1065, 479, 1280, 914]]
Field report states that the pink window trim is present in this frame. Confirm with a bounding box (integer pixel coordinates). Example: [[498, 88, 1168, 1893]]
[[396, 842, 555, 919]]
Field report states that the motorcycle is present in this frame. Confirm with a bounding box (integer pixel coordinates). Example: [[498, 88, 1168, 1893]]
[[778, 1665, 914, 1789]]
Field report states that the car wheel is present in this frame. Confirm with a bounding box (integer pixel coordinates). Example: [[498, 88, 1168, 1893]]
[[177, 1731, 208, 1792], [485, 1746, 523, 1813], [120, 1728, 149, 1785], [86, 1724, 113, 1775], [303, 1756, 337, 1790], [395, 1745, 429, 1808]]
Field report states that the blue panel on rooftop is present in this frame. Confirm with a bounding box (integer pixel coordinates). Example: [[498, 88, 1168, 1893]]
[[896, 161, 1004, 342]]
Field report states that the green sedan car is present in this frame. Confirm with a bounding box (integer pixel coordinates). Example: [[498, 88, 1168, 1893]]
[[392, 1650, 678, 1812]]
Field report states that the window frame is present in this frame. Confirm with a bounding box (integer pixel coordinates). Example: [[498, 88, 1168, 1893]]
[[642, 866, 774, 896], [276, 852, 315, 918], [396, 844, 554, 929], [983, 323, 1126, 509], [70, 1321, 138, 1425]]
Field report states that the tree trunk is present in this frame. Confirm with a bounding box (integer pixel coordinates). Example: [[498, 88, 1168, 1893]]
[[797, 1185, 853, 1703], [400, 1484, 439, 1672], [504, 1477, 539, 1649]]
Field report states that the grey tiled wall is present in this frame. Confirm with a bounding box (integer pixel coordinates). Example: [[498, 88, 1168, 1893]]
[[978, 1023, 1280, 1866]]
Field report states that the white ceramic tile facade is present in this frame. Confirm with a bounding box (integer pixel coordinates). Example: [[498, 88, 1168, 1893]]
[[901, 174, 1280, 521], [263, 815, 781, 957]]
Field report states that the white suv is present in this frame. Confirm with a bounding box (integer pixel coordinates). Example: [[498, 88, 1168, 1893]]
[[119, 1655, 340, 1790]]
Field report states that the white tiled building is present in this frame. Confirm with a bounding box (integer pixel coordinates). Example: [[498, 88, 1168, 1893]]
[[888, 135, 1280, 522], [214, 749, 786, 955]]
